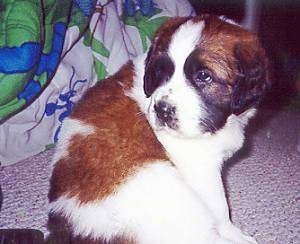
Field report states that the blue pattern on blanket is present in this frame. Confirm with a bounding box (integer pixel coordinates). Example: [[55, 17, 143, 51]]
[[124, 0, 155, 16], [17, 23, 67, 103], [36, 23, 67, 77], [0, 0, 93, 122], [45, 67, 88, 143], [74, 0, 95, 16], [0, 43, 41, 74]]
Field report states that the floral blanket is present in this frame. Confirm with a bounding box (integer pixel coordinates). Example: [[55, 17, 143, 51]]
[[0, 0, 194, 165]]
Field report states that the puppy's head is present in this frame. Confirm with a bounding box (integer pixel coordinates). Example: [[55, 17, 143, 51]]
[[144, 15, 270, 137]]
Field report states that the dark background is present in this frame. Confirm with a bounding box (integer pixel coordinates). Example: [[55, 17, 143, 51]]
[[189, 0, 300, 109]]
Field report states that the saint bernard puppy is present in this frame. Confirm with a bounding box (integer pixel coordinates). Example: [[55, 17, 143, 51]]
[[47, 15, 270, 244]]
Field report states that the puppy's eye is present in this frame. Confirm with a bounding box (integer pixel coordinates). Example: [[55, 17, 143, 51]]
[[196, 70, 213, 84]]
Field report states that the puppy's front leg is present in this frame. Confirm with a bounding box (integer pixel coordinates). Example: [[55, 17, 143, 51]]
[[210, 109, 258, 244], [181, 163, 257, 244], [181, 161, 231, 232], [157, 108, 257, 244], [212, 108, 257, 161], [173, 153, 257, 244]]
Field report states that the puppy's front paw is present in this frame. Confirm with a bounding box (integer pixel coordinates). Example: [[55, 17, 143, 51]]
[[237, 108, 257, 126], [227, 108, 256, 129], [219, 222, 257, 244]]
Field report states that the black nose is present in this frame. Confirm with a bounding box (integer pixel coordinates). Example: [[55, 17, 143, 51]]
[[154, 101, 176, 124]]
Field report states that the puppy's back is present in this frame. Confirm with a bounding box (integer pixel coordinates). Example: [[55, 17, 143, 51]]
[[49, 61, 167, 204]]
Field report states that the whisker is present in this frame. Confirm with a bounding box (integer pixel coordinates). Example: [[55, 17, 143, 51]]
[[135, 111, 144, 119], [133, 111, 147, 128], [199, 117, 217, 133]]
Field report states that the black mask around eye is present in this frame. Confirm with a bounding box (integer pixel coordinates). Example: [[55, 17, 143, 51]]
[[143, 54, 175, 97]]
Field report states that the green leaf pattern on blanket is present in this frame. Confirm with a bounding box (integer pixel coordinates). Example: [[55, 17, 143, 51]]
[[0, 71, 27, 116], [0, 0, 42, 118], [69, 3, 89, 33], [122, 8, 169, 52], [83, 29, 109, 80], [84, 29, 110, 58], [42, 0, 71, 53], [0, 0, 75, 120], [0, 0, 41, 47]]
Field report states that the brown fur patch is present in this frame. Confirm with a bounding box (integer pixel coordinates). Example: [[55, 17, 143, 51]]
[[49, 61, 168, 203], [149, 14, 266, 86], [198, 15, 264, 84]]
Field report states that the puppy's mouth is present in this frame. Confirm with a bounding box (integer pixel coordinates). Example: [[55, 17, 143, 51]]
[[153, 100, 179, 131]]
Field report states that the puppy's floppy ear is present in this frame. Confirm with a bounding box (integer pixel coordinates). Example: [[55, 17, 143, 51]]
[[143, 17, 190, 97], [143, 49, 174, 98], [231, 42, 271, 115]]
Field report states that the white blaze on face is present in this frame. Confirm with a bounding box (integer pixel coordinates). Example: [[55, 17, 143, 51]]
[[150, 20, 208, 138]]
